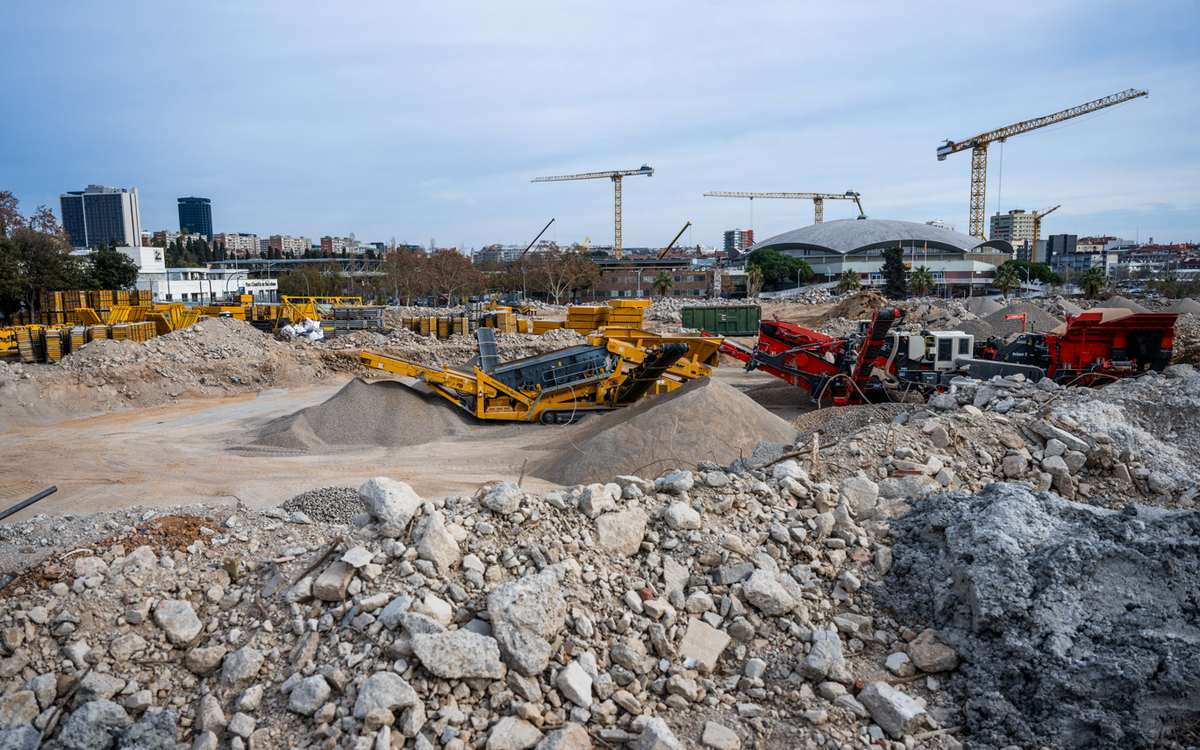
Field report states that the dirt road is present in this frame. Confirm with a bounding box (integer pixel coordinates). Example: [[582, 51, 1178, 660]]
[[0, 365, 798, 522]]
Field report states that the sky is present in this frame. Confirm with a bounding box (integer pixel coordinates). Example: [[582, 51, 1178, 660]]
[[2, 1, 1198, 251]]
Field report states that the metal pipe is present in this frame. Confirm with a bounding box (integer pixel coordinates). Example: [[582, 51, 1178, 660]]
[[0, 487, 58, 523]]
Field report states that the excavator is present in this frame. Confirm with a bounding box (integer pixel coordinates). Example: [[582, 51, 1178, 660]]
[[716, 307, 1177, 406]]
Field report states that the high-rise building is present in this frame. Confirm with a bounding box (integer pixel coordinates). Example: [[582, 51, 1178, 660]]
[[177, 197, 213, 240], [989, 210, 1036, 243], [59, 185, 143, 248], [724, 229, 754, 256]]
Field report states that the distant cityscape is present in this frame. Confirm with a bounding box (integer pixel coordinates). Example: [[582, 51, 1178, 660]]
[[52, 183, 1199, 306]]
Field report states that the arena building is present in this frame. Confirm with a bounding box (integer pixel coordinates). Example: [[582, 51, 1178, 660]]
[[747, 218, 1014, 291]]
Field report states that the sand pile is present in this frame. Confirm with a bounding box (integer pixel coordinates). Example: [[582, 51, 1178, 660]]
[[1104, 295, 1150, 313], [981, 302, 1064, 336], [1166, 297, 1200, 314], [250, 377, 472, 451], [962, 296, 1004, 317], [529, 377, 798, 485]]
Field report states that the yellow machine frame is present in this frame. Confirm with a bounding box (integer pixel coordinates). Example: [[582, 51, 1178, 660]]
[[360, 330, 722, 423]]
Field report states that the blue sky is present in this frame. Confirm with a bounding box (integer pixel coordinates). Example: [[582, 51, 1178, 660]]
[[2, 1, 1198, 250]]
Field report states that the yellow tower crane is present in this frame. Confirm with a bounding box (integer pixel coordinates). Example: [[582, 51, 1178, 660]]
[[937, 88, 1147, 239], [1028, 205, 1060, 264], [703, 191, 864, 224], [533, 165, 654, 260]]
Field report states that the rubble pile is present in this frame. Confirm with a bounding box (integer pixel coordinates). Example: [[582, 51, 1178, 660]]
[[883, 483, 1200, 750], [303, 325, 588, 365], [793, 364, 1200, 511], [0, 446, 971, 750], [0, 319, 365, 426]]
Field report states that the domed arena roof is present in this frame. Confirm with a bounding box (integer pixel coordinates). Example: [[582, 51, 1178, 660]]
[[747, 218, 1013, 256]]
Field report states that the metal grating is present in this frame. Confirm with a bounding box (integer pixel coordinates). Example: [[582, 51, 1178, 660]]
[[477, 327, 500, 372]]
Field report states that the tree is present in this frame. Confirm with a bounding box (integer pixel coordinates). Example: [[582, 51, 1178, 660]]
[[427, 248, 487, 305], [881, 246, 907, 300], [0, 191, 23, 237], [526, 246, 599, 304], [1078, 267, 1108, 299], [909, 265, 935, 297], [89, 243, 140, 290], [651, 270, 674, 297], [382, 248, 429, 303], [999, 259, 1063, 287], [1153, 273, 1185, 300], [837, 268, 861, 293], [0, 236, 27, 318], [745, 247, 812, 290], [994, 264, 1020, 298], [746, 264, 764, 299], [6, 227, 83, 314]]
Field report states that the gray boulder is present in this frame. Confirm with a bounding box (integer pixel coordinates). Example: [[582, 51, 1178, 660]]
[[488, 569, 567, 675]]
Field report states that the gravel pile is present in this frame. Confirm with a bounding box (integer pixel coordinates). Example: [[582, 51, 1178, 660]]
[[1104, 295, 1150, 313], [251, 377, 472, 451], [980, 301, 1064, 336], [280, 486, 362, 524], [529, 376, 797, 485]]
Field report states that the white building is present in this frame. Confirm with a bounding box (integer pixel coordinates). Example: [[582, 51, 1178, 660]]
[[104, 245, 278, 303], [926, 219, 956, 232]]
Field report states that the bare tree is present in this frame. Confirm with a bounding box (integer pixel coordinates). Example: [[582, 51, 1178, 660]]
[[427, 248, 486, 306], [527, 245, 601, 304], [0, 191, 23, 237], [382, 248, 429, 303]]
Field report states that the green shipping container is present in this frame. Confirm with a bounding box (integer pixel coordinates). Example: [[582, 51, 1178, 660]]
[[681, 305, 761, 336]]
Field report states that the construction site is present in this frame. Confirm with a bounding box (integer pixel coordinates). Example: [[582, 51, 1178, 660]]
[[0, 271, 1199, 750]]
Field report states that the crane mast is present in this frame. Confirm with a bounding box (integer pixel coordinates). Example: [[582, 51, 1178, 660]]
[[937, 88, 1147, 239], [533, 165, 653, 260]]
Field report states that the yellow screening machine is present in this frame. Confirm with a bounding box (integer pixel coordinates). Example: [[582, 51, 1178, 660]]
[[360, 328, 721, 423]]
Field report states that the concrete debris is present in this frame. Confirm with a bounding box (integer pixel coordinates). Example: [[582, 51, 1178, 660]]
[[884, 482, 1200, 749], [5, 305, 1200, 750]]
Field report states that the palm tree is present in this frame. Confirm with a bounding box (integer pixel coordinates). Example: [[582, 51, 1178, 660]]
[[837, 268, 862, 293], [1079, 267, 1108, 299], [909, 265, 935, 297], [994, 264, 1020, 298], [746, 264, 764, 299], [651, 270, 674, 297]]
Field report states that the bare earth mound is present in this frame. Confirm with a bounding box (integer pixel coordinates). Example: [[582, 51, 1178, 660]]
[[823, 289, 887, 322], [250, 377, 472, 451], [530, 376, 798, 485]]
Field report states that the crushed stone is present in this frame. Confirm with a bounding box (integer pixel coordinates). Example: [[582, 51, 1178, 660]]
[[529, 376, 798, 485], [250, 377, 472, 451]]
